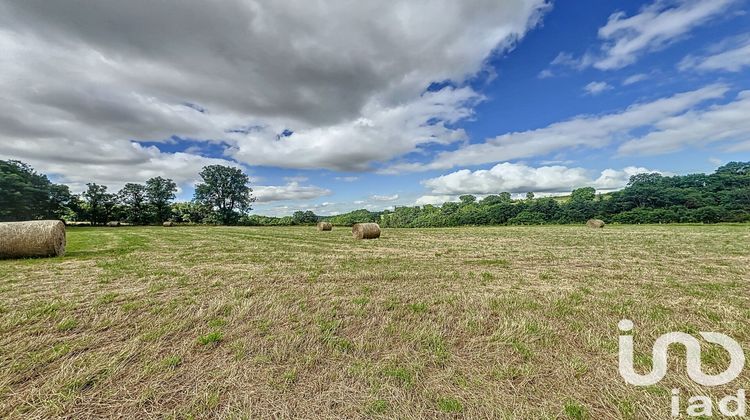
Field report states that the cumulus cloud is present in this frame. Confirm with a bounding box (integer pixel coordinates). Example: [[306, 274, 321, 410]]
[[391, 84, 728, 172], [0, 0, 550, 180], [678, 34, 750, 73], [583, 81, 613, 95], [619, 90, 750, 155], [551, 0, 737, 71], [415, 195, 460, 206], [253, 182, 332, 203], [420, 162, 657, 197], [370, 194, 400, 202]]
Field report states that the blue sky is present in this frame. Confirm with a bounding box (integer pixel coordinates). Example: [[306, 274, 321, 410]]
[[1, 0, 749, 216]]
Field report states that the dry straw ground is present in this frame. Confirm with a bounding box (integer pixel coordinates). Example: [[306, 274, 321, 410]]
[[0, 225, 748, 419]]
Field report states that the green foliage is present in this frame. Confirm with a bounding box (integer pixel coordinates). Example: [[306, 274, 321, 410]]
[[83, 183, 116, 225], [146, 176, 177, 224], [118, 183, 149, 225], [0, 160, 76, 221], [292, 210, 318, 225], [194, 165, 254, 225], [171, 201, 211, 224], [324, 209, 379, 226]]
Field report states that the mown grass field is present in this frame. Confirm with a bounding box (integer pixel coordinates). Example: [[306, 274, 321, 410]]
[[1, 225, 748, 419]]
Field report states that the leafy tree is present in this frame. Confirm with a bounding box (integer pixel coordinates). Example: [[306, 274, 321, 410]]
[[194, 165, 254, 225], [118, 183, 149, 225], [570, 187, 596, 203], [459, 194, 476, 204], [0, 160, 63, 221], [292, 210, 318, 225], [146, 177, 177, 224], [82, 183, 111, 225], [171, 201, 210, 224]]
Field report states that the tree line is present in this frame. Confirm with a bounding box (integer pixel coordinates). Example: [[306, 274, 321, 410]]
[[0, 161, 254, 225], [372, 162, 749, 227], [1, 160, 748, 226]]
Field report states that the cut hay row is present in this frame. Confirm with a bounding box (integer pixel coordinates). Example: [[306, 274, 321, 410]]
[[0, 220, 66, 259], [352, 222, 381, 240], [317, 222, 332, 231]]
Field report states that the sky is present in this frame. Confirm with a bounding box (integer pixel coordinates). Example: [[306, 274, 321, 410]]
[[1, 0, 749, 216]]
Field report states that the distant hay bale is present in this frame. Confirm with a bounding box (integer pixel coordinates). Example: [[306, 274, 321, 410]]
[[586, 219, 605, 229], [352, 223, 381, 240], [163, 221, 175, 227], [317, 222, 333, 231], [106, 221, 121, 227], [0, 220, 66, 259]]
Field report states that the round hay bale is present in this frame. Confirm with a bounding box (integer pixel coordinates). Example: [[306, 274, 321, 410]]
[[352, 223, 381, 240], [106, 221, 121, 227], [317, 222, 333, 231], [586, 219, 605, 229], [163, 221, 174, 227], [0, 220, 66, 259]]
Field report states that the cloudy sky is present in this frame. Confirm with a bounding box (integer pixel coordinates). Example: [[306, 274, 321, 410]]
[[1, 0, 749, 216]]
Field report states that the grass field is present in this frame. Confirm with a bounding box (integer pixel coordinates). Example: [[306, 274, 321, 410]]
[[1, 225, 748, 418]]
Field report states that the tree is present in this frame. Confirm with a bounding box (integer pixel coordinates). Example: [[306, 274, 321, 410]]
[[0, 160, 54, 221], [171, 202, 210, 224], [459, 194, 476, 204], [118, 183, 149, 225], [146, 177, 177, 224], [570, 187, 596, 203], [83, 183, 110, 225], [292, 210, 318, 225], [526, 192, 535, 201], [194, 165, 254, 225]]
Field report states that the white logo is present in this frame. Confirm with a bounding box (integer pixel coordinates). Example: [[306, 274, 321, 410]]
[[618, 319, 745, 387]]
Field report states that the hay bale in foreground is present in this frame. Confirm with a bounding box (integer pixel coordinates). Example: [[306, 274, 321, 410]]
[[352, 223, 381, 240], [163, 221, 174, 227], [317, 222, 333, 231], [106, 221, 121, 227], [586, 219, 605, 229], [0, 220, 66, 259]]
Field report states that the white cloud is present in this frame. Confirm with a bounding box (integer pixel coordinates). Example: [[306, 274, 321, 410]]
[[537, 69, 554, 79], [592, 166, 659, 191], [253, 182, 332, 203], [550, 0, 736, 71], [283, 176, 309, 183], [623, 73, 650, 85], [420, 162, 657, 197], [0, 0, 550, 179], [370, 194, 400, 202], [678, 34, 750, 72], [335, 176, 359, 182], [415, 195, 460, 206], [619, 90, 750, 155], [390, 84, 728, 172], [229, 86, 481, 171], [583, 81, 613, 95]]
